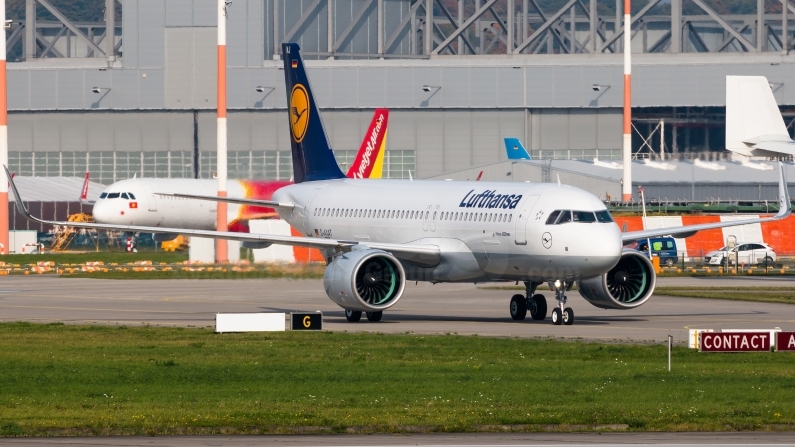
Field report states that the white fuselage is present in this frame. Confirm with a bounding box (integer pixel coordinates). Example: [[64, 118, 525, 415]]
[[273, 179, 623, 283], [92, 179, 284, 230]]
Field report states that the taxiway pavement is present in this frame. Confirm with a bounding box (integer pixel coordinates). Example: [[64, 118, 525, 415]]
[[1, 276, 793, 343]]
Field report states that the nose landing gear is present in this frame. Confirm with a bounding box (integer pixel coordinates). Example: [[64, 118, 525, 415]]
[[508, 282, 548, 322], [550, 280, 574, 325]]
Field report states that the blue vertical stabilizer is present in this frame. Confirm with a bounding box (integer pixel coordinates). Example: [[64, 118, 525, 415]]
[[282, 43, 346, 183], [504, 138, 531, 160]]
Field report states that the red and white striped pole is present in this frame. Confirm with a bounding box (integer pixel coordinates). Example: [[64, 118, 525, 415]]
[[215, 0, 228, 263], [621, 0, 632, 202], [0, 0, 9, 254]]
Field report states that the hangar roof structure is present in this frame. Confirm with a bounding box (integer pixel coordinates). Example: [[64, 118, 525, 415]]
[[6, 0, 795, 192], [7, 0, 795, 111], [7, 176, 104, 202]]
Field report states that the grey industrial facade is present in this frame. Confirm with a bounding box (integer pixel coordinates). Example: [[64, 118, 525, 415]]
[[6, 0, 795, 193]]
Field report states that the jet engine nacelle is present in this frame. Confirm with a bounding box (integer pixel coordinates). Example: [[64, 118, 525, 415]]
[[152, 233, 180, 242], [577, 249, 656, 310], [324, 247, 406, 312]]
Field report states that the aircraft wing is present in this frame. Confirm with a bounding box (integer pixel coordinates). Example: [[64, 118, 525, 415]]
[[5, 166, 440, 267], [156, 193, 296, 210], [621, 162, 791, 244]]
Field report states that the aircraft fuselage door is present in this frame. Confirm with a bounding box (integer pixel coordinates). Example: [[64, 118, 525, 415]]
[[514, 195, 539, 245], [422, 205, 431, 231], [302, 188, 321, 232], [431, 205, 439, 232], [143, 186, 157, 212]]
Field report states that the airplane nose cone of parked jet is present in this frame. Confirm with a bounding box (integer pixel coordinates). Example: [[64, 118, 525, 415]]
[[91, 199, 114, 223]]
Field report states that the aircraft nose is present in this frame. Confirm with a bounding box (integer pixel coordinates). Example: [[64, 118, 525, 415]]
[[589, 223, 623, 269], [92, 201, 114, 223]]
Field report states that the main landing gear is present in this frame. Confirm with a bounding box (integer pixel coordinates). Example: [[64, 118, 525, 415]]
[[345, 309, 383, 322], [550, 280, 574, 326], [509, 282, 548, 321]]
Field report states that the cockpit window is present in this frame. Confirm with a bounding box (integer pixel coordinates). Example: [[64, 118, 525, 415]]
[[572, 211, 596, 223], [545, 210, 560, 225], [107, 192, 120, 199], [595, 210, 614, 223], [99, 192, 108, 199], [556, 210, 572, 224], [128, 192, 136, 200], [121, 193, 130, 199]]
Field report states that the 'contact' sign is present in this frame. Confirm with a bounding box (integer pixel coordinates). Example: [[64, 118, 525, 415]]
[[699, 332, 771, 352]]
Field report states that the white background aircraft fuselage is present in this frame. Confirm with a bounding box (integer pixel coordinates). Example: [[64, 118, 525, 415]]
[[93, 179, 286, 230]]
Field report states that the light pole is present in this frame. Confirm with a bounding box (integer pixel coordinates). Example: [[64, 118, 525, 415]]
[[215, 0, 229, 263], [622, 0, 633, 202], [0, 1, 9, 254]]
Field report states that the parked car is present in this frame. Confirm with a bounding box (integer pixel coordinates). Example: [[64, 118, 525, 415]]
[[634, 237, 679, 266], [704, 242, 776, 266]]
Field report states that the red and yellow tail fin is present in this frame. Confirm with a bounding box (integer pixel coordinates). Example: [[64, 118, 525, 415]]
[[346, 108, 389, 179]]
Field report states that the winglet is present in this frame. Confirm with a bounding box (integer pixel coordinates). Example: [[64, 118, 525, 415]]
[[776, 161, 791, 218], [4, 165, 38, 223]]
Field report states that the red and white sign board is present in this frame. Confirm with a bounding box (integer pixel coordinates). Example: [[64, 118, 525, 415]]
[[775, 332, 795, 351], [700, 332, 772, 352]]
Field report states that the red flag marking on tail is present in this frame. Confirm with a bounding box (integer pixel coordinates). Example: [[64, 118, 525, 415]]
[[80, 172, 90, 201], [347, 109, 389, 179]]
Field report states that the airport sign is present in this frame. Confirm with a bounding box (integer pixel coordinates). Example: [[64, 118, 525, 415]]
[[775, 331, 795, 351], [699, 331, 772, 352], [291, 312, 323, 331]]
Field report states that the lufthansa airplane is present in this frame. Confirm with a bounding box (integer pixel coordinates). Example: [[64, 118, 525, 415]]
[[91, 108, 389, 234], [7, 43, 791, 326]]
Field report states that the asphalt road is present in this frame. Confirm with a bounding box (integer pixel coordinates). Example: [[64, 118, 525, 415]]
[[1, 275, 793, 344], [1, 432, 794, 446]]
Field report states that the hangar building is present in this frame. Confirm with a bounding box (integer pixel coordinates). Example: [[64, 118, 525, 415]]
[[5, 0, 795, 201]]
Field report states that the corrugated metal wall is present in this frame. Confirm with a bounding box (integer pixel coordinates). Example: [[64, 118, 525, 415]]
[[7, 108, 623, 178]]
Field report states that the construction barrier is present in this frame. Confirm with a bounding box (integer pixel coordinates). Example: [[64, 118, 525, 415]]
[[614, 215, 795, 258]]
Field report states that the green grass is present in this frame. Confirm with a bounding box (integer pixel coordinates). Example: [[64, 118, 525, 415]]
[[655, 287, 795, 305], [0, 323, 794, 436], [0, 252, 188, 266]]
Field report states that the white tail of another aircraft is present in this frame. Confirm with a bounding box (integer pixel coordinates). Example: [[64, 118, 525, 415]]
[[725, 75, 795, 157]]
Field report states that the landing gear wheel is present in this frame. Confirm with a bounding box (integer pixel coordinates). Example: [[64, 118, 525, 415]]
[[529, 294, 547, 321], [345, 310, 362, 322], [510, 294, 527, 320], [551, 308, 562, 325], [366, 311, 383, 322], [563, 307, 574, 325]]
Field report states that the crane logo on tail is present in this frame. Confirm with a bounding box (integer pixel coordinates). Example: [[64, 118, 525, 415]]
[[290, 84, 310, 143]]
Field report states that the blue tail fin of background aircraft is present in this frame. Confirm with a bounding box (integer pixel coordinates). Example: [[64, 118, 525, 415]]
[[504, 138, 531, 160], [282, 43, 345, 183]]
